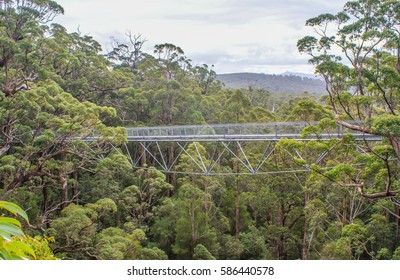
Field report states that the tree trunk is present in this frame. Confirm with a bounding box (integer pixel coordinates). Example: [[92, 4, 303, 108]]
[[235, 183, 240, 240], [190, 199, 196, 258], [42, 185, 48, 216], [72, 172, 78, 204], [342, 193, 348, 227], [167, 94, 173, 125], [234, 157, 241, 240], [277, 203, 285, 259], [140, 143, 147, 167], [386, 208, 391, 223], [60, 176, 68, 209], [167, 144, 176, 192], [396, 205, 400, 247], [302, 191, 310, 260], [389, 134, 400, 159]]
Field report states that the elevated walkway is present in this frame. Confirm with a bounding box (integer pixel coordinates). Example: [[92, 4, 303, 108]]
[[122, 122, 381, 175], [126, 122, 381, 142]]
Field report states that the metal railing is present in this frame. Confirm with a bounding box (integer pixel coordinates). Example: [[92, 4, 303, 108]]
[[125, 122, 380, 142]]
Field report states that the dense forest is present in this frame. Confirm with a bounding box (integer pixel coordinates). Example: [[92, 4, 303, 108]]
[[217, 72, 326, 95], [1, 0, 400, 260]]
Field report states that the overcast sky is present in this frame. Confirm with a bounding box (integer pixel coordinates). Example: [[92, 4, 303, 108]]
[[54, 0, 348, 75]]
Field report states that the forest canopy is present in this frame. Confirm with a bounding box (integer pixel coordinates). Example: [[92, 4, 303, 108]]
[[1, 0, 400, 260]]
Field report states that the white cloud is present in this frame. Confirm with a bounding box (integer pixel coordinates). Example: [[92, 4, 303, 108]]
[[54, 0, 349, 74]]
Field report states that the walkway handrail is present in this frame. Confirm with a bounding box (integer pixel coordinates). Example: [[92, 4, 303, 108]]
[[125, 121, 373, 141]]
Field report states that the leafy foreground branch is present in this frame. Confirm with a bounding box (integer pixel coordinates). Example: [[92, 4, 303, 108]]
[[298, 0, 400, 199], [0, 200, 55, 259]]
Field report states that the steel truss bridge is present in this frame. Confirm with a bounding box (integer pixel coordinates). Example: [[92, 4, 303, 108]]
[[119, 122, 382, 175]]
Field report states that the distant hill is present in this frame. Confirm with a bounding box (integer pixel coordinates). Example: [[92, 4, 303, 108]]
[[280, 71, 323, 80], [217, 72, 326, 95]]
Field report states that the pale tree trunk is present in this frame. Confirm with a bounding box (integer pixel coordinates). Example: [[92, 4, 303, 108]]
[[337, 120, 400, 160], [342, 193, 348, 227], [42, 185, 48, 216], [166, 95, 176, 187], [234, 165, 240, 240], [396, 205, 400, 246], [140, 143, 147, 167], [277, 204, 285, 259], [302, 191, 310, 260], [167, 144, 176, 188], [388, 134, 400, 159], [235, 183, 240, 240], [61, 176, 68, 209], [72, 172, 78, 204], [335, 121, 400, 198], [167, 95, 173, 125], [190, 199, 196, 258]]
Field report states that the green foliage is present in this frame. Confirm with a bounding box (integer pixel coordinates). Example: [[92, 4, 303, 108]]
[[239, 226, 268, 259], [118, 168, 173, 229], [321, 239, 353, 260], [372, 115, 400, 137], [193, 244, 216, 260], [48, 203, 97, 258], [392, 247, 400, 260], [172, 182, 220, 259], [322, 221, 369, 260], [0, 201, 35, 259], [289, 99, 333, 122], [298, 0, 400, 199], [221, 90, 252, 123], [140, 247, 168, 260], [304, 198, 328, 232], [325, 164, 356, 181], [150, 198, 177, 257], [18, 235, 57, 260], [2, 0, 400, 261], [1, 200, 54, 260], [366, 214, 394, 257], [95, 227, 145, 260], [219, 235, 244, 259]]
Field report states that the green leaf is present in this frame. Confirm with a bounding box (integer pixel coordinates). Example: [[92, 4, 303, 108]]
[[6, 241, 36, 259], [0, 217, 22, 228], [0, 223, 25, 238], [0, 248, 13, 260], [0, 230, 12, 241], [0, 201, 29, 221]]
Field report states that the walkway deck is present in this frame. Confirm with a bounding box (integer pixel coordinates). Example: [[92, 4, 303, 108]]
[[125, 122, 381, 142]]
